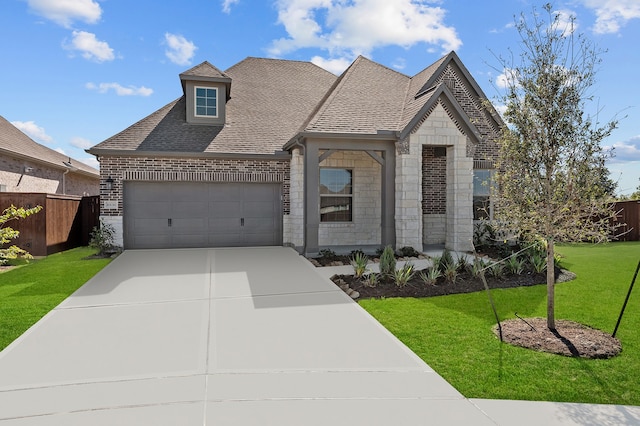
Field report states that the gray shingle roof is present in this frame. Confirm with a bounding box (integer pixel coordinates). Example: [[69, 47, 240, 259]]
[[92, 58, 337, 155], [90, 52, 498, 157], [0, 115, 99, 176]]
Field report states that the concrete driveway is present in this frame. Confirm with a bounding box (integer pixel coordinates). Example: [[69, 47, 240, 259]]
[[1, 247, 639, 425]]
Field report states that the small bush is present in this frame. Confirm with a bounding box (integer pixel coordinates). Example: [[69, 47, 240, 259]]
[[456, 255, 470, 272], [419, 267, 441, 285], [89, 220, 116, 255], [529, 253, 546, 274], [394, 262, 415, 287], [350, 249, 366, 258], [468, 258, 488, 279], [318, 248, 337, 261], [398, 246, 421, 257], [379, 245, 396, 277], [350, 252, 369, 278]]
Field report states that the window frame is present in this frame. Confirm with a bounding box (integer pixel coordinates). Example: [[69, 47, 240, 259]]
[[319, 167, 353, 223], [473, 169, 493, 221], [194, 86, 218, 118]]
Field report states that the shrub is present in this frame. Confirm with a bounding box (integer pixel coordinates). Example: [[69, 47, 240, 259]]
[[394, 262, 415, 287], [468, 258, 488, 279], [350, 249, 366, 258], [318, 248, 337, 261], [350, 252, 369, 278], [89, 220, 116, 256], [398, 246, 421, 257], [379, 245, 396, 277], [0, 204, 42, 265], [456, 255, 470, 272], [418, 267, 441, 285]]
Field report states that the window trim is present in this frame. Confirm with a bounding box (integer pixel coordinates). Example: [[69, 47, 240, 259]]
[[194, 86, 218, 118], [320, 167, 353, 223]]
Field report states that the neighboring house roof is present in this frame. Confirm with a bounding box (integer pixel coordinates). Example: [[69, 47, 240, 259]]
[[90, 58, 337, 156], [89, 52, 501, 157], [0, 115, 99, 177]]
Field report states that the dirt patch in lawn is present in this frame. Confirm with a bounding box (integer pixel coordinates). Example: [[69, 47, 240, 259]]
[[495, 318, 621, 359]]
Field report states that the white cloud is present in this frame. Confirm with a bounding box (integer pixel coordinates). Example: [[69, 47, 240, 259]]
[[495, 68, 518, 89], [164, 33, 197, 66], [269, 0, 462, 58], [10, 120, 53, 143], [67, 30, 115, 62], [392, 57, 407, 70], [606, 136, 640, 163], [582, 0, 640, 34], [310, 55, 352, 74], [222, 0, 240, 13], [86, 82, 153, 96], [77, 156, 99, 169], [554, 9, 578, 34], [26, 0, 102, 28], [54, 147, 66, 154], [70, 136, 93, 149]]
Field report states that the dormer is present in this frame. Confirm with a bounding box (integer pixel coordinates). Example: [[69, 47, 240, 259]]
[[179, 61, 232, 125]]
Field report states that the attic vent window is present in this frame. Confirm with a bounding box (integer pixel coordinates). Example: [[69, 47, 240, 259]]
[[195, 87, 218, 117]]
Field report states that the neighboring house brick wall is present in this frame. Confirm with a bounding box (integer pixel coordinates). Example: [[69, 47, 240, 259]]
[[0, 154, 98, 196], [98, 155, 290, 247], [318, 150, 381, 246]]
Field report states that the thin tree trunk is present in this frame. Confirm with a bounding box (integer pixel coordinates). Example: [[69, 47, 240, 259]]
[[546, 237, 556, 330]]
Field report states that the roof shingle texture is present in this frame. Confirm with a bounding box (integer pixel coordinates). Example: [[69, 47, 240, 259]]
[[0, 115, 99, 176], [93, 58, 338, 155]]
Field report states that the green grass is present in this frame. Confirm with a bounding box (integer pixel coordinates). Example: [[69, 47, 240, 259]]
[[0, 247, 112, 351], [360, 242, 640, 405]]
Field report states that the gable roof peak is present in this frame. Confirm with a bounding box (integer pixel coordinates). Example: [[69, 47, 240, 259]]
[[180, 61, 230, 80]]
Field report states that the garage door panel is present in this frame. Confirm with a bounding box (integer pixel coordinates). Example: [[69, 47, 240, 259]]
[[124, 182, 281, 249]]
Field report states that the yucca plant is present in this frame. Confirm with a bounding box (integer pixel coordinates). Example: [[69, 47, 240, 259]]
[[394, 262, 415, 287], [506, 255, 525, 275], [468, 258, 488, 279], [443, 261, 458, 284], [363, 272, 379, 288], [439, 249, 455, 272], [418, 267, 441, 285], [350, 252, 369, 278], [456, 255, 470, 272], [379, 245, 396, 277], [529, 253, 546, 274], [489, 262, 504, 279]]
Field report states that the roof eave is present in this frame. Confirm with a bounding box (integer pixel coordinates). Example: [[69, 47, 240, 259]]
[[283, 130, 399, 151], [86, 148, 291, 161], [0, 147, 99, 178]]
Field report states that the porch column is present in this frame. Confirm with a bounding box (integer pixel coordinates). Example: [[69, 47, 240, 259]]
[[381, 145, 396, 247], [304, 142, 320, 255]]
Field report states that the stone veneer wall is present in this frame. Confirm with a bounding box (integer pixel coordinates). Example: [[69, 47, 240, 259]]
[[405, 102, 474, 252], [98, 155, 290, 247], [317, 151, 381, 246]]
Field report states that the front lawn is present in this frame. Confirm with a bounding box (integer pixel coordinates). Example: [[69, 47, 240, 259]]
[[360, 242, 640, 405], [0, 247, 112, 351]]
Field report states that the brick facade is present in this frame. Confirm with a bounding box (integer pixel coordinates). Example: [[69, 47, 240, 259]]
[[0, 153, 99, 196], [422, 146, 447, 215], [98, 155, 290, 217]]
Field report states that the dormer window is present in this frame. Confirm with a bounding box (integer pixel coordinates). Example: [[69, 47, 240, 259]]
[[195, 87, 218, 117]]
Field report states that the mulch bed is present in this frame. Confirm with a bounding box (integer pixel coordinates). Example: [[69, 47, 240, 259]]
[[496, 318, 621, 359]]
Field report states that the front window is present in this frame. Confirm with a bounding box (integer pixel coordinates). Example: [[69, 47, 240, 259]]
[[195, 87, 218, 117], [320, 168, 352, 222], [473, 169, 492, 220]]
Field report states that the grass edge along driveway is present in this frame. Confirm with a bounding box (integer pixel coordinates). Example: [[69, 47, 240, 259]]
[[360, 242, 640, 406], [0, 247, 112, 351]]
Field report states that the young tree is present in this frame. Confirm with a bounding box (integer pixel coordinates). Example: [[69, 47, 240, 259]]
[[0, 204, 42, 265], [493, 4, 618, 330]]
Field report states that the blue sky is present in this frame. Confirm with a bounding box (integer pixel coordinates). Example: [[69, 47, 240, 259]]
[[2, 0, 639, 195]]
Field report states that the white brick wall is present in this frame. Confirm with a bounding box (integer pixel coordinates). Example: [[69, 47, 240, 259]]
[[284, 148, 304, 248]]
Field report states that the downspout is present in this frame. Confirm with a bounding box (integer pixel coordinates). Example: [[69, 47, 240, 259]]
[[62, 169, 69, 195], [292, 137, 306, 254]]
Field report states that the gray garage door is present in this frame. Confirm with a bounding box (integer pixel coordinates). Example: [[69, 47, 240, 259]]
[[124, 181, 282, 249]]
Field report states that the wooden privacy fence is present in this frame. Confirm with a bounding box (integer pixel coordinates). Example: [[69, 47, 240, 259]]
[[0, 193, 100, 256], [613, 200, 640, 241]]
